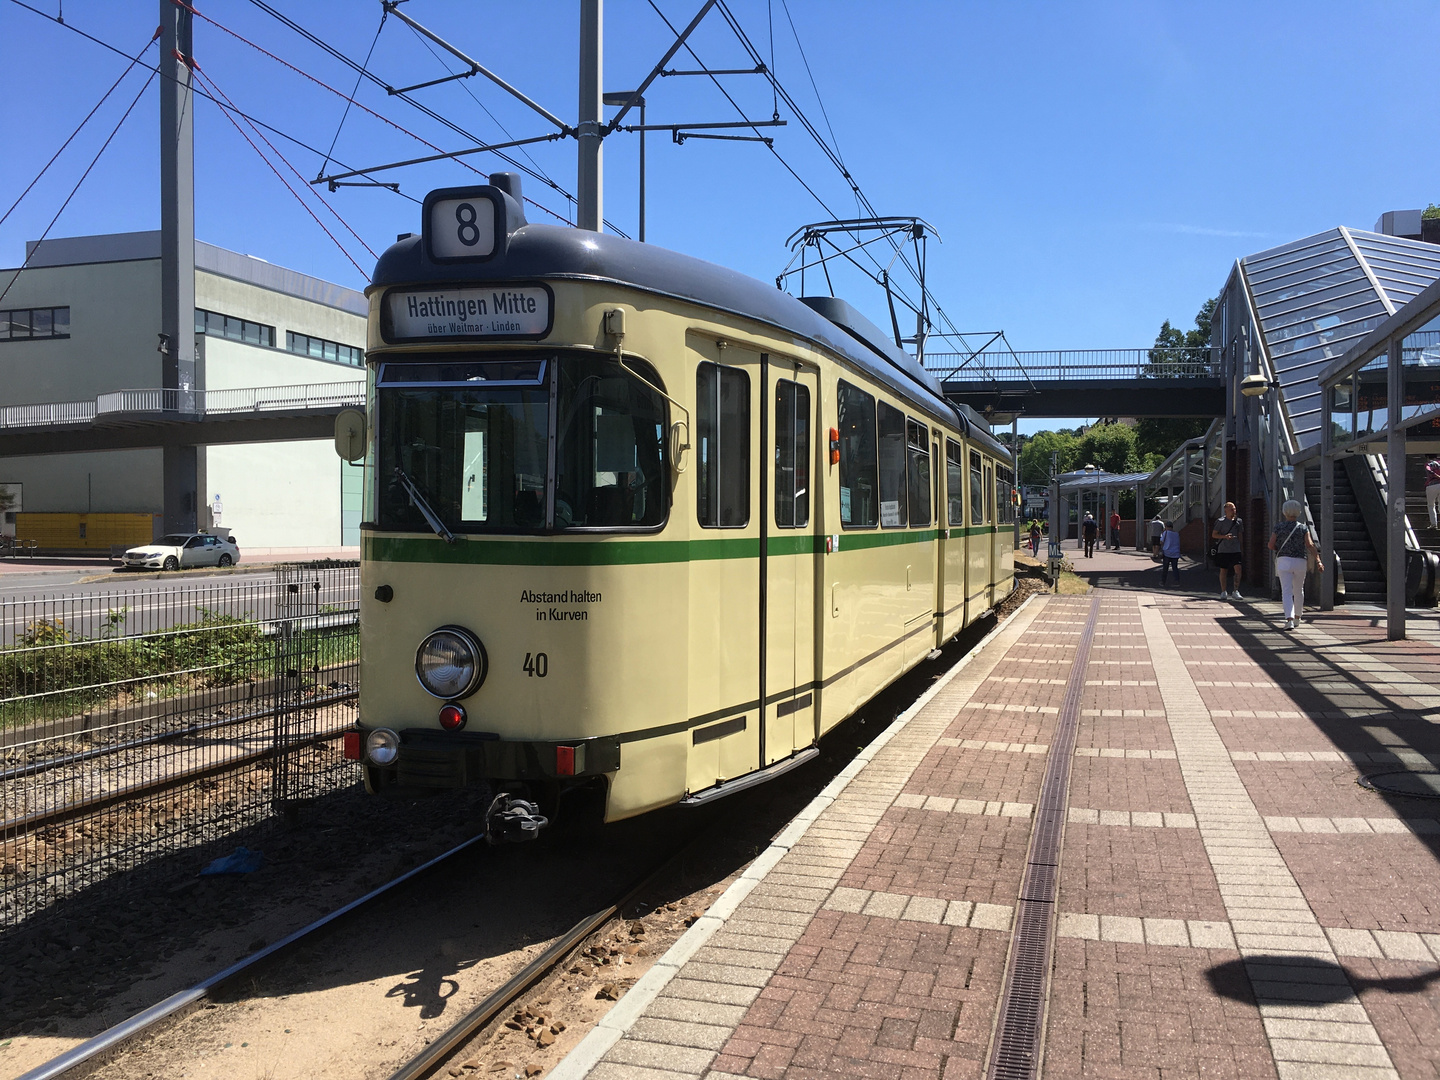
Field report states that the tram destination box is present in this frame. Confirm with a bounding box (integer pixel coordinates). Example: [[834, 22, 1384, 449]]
[[382, 283, 554, 342]]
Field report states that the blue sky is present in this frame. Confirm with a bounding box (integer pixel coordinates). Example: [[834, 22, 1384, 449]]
[[3, 1, 1438, 429]]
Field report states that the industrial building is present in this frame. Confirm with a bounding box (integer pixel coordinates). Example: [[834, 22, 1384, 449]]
[[0, 231, 366, 552]]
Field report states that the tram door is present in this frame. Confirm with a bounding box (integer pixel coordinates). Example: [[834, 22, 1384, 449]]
[[932, 432, 945, 648], [763, 358, 819, 764]]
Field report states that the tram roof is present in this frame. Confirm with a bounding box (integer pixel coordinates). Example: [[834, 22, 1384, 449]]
[[369, 217, 1008, 460]]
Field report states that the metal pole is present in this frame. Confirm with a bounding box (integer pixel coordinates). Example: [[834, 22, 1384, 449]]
[[1012, 417, 1020, 552], [638, 98, 646, 242], [1386, 334, 1406, 639], [1134, 482, 1143, 551], [577, 0, 603, 232], [1048, 453, 1060, 580], [1320, 384, 1335, 610], [1268, 390, 1279, 598], [161, 0, 198, 535]]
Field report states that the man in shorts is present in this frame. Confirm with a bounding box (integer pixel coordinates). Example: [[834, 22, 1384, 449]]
[[1211, 502, 1243, 600]]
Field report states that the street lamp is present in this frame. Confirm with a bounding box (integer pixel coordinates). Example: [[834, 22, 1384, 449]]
[[603, 92, 645, 241]]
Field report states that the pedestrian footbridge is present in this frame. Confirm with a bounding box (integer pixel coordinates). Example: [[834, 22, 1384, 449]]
[[0, 381, 363, 456], [933, 347, 1223, 418]]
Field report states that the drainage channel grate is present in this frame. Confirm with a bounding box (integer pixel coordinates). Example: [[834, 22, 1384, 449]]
[[986, 593, 1101, 1080]]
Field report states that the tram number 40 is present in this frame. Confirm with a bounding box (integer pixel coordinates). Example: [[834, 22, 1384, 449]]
[[523, 652, 549, 678]]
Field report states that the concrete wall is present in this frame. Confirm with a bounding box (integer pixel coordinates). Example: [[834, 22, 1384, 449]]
[[0, 259, 163, 403], [205, 440, 341, 549], [0, 449, 163, 515]]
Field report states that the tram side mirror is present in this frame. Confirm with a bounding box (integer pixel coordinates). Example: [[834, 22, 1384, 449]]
[[334, 409, 367, 462], [669, 421, 690, 474]]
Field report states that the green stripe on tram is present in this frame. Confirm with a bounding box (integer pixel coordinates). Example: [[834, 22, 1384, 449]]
[[365, 524, 996, 566]]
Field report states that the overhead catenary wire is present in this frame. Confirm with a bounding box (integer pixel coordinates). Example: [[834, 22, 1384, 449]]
[[0, 68, 157, 307], [318, 9, 387, 181], [194, 64, 378, 262], [0, 27, 159, 231], [191, 65, 370, 280], [718, 1, 995, 370], [240, 0, 631, 232], [4, 0, 423, 206]]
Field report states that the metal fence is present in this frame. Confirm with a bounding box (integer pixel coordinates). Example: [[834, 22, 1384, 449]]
[[0, 380, 364, 431], [928, 347, 1218, 382], [0, 566, 360, 929]]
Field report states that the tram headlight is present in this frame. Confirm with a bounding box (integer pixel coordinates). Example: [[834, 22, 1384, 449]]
[[415, 626, 487, 699], [366, 728, 400, 766]]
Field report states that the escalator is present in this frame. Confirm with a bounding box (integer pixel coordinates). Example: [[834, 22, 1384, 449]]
[[1321, 455, 1440, 607]]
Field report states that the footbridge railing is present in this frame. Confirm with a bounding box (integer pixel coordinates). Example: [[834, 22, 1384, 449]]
[[1, 381, 365, 432], [929, 347, 1217, 382]]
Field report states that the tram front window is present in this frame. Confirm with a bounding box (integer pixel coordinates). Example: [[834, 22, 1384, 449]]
[[376, 354, 667, 533]]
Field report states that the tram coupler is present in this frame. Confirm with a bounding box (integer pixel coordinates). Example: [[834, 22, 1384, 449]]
[[486, 793, 549, 844]]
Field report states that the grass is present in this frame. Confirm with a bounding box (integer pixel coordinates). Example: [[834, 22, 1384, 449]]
[[0, 611, 358, 730]]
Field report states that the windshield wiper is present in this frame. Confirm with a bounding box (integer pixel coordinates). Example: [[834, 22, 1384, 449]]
[[393, 467, 457, 545]]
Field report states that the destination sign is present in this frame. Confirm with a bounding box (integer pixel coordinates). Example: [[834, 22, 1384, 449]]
[[385, 284, 552, 341]]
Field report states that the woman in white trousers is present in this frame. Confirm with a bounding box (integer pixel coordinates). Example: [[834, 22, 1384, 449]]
[[1268, 499, 1324, 631]]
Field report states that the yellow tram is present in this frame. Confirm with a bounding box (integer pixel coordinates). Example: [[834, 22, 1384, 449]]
[[341, 175, 1014, 837]]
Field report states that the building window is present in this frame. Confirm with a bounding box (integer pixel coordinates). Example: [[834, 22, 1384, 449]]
[[696, 362, 749, 528], [837, 381, 877, 528], [774, 379, 810, 528], [195, 308, 275, 347], [286, 330, 364, 367], [1, 306, 70, 341]]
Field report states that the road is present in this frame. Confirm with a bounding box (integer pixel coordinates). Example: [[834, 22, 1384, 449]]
[[0, 565, 358, 645]]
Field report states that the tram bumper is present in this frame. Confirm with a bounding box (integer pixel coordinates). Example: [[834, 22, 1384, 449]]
[[358, 727, 621, 793]]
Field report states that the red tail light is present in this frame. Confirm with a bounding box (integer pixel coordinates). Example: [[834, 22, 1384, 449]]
[[556, 745, 576, 776], [438, 704, 467, 731], [342, 731, 361, 760]]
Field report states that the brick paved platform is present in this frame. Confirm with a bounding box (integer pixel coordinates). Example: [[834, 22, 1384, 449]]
[[552, 587, 1440, 1080]]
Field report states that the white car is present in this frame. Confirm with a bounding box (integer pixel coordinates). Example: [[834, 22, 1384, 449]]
[[123, 533, 241, 571]]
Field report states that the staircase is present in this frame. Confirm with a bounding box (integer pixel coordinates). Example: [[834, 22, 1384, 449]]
[[1305, 468, 1384, 603], [1406, 457, 1440, 553]]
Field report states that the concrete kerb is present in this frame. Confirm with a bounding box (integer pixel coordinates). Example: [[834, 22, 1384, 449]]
[[547, 591, 1044, 1080]]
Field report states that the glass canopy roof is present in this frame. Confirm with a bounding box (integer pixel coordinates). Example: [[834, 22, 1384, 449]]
[[1238, 227, 1440, 447]]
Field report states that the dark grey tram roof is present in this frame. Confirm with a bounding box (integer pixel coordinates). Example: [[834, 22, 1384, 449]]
[[370, 182, 1008, 461]]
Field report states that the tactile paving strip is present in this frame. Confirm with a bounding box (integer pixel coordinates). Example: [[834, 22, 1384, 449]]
[[985, 592, 1100, 1080]]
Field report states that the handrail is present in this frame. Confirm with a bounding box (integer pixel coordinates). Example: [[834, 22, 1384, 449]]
[[0, 381, 364, 431], [931, 346, 1217, 382]]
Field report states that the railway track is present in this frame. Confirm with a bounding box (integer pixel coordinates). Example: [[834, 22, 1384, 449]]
[[15, 819, 705, 1080], [10, 604, 1014, 1080]]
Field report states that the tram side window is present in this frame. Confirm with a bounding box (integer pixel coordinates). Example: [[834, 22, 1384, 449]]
[[906, 419, 931, 526], [837, 381, 877, 528], [696, 362, 750, 527], [775, 380, 811, 528], [969, 450, 985, 525], [946, 440, 965, 527], [996, 465, 1015, 525], [877, 401, 907, 528], [985, 464, 994, 524]]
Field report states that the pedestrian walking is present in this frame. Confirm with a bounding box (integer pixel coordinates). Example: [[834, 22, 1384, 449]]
[[1211, 502, 1244, 600], [1082, 513, 1098, 558], [1268, 499, 1323, 630], [1427, 456, 1440, 529], [1148, 514, 1164, 561], [1109, 509, 1121, 550], [1160, 520, 1181, 585], [1028, 519, 1042, 557]]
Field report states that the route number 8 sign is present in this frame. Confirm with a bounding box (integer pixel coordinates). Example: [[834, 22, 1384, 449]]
[[427, 195, 497, 260]]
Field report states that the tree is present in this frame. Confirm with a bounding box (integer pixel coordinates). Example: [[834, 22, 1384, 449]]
[[1136, 298, 1218, 455], [1076, 422, 1139, 475], [1145, 297, 1216, 378], [1018, 430, 1078, 486]]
